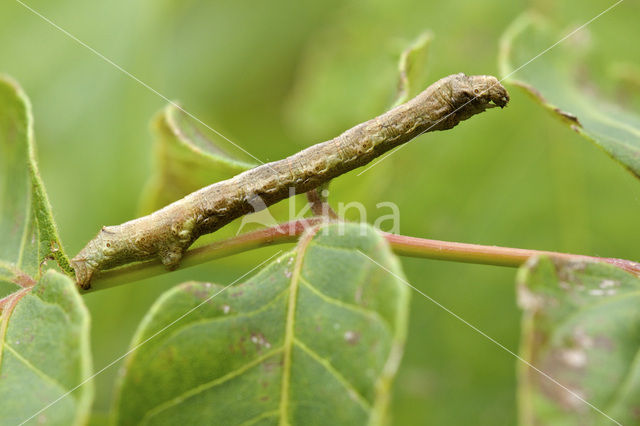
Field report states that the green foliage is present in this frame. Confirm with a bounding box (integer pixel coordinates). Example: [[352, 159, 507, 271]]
[[0, 2, 638, 424], [391, 32, 432, 108], [0, 77, 72, 277], [0, 270, 92, 425], [517, 256, 640, 425], [0, 77, 93, 425], [112, 223, 409, 425], [139, 104, 255, 214], [500, 13, 640, 179]]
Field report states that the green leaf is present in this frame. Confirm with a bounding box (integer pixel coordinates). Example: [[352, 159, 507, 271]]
[[112, 222, 410, 425], [0, 77, 92, 424], [517, 255, 640, 425], [390, 32, 432, 108], [0, 75, 72, 278], [139, 104, 256, 213], [499, 13, 640, 179], [0, 269, 93, 425]]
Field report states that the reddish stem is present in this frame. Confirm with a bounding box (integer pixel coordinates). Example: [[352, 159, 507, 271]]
[[382, 233, 640, 276], [85, 218, 640, 292]]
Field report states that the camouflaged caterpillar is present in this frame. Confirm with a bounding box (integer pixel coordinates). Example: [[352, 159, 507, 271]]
[[71, 73, 509, 288]]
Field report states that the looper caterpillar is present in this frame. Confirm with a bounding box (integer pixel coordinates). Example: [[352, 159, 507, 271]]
[[71, 73, 509, 288]]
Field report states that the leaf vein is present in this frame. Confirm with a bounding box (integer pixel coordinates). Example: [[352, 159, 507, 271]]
[[139, 348, 284, 425], [299, 276, 393, 334], [293, 338, 371, 411], [553, 289, 640, 334], [238, 409, 280, 426], [603, 344, 640, 414], [16, 191, 32, 270], [567, 87, 640, 140], [3, 343, 71, 396], [0, 288, 30, 367], [141, 286, 289, 358]]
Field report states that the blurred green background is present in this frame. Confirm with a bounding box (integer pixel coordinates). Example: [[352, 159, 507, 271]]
[[1, 0, 638, 424]]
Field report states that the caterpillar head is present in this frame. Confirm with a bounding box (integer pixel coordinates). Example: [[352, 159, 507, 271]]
[[418, 73, 510, 132], [447, 73, 509, 116], [464, 74, 510, 108]]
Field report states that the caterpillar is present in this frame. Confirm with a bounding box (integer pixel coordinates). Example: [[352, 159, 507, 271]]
[[71, 73, 509, 288]]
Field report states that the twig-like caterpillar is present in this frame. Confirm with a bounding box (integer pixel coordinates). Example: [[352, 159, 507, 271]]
[[71, 73, 509, 288]]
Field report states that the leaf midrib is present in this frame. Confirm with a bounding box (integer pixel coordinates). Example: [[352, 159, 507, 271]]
[[137, 253, 379, 423], [137, 331, 374, 424], [278, 229, 316, 425], [15, 189, 32, 270]]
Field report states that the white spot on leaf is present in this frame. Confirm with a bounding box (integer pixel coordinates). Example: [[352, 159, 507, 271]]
[[561, 348, 587, 368], [588, 288, 616, 297], [599, 279, 619, 289], [517, 284, 544, 310], [573, 327, 594, 349], [344, 330, 360, 345], [250, 333, 271, 349]]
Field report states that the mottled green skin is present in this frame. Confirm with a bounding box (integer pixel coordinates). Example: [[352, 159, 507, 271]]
[[71, 73, 509, 288]]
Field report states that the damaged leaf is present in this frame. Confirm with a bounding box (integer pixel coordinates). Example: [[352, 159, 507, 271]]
[[517, 255, 640, 425]]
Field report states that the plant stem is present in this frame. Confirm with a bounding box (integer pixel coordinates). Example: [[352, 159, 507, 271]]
[[83, 218, 640, 292], [384, 233, 640, 275]]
